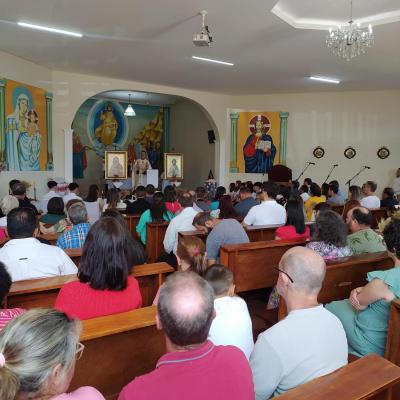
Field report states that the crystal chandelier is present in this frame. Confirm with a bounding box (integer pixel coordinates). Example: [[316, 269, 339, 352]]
[[326, 0, 374, 61]]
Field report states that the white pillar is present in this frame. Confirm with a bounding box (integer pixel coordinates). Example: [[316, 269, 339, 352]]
[[64, 128, 73, 183]]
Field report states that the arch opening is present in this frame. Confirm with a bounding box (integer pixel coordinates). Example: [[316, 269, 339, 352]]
[[69, 89, 220, 193]]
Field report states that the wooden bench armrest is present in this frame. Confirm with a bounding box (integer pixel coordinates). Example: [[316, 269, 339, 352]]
[[385, 299, 400, 364], [220, 238, 308, 252], [275, 354, 400, 399], [10, 274, 78, 295], [133, 262, 174, 277], [81, 306, 157, 341], [9, 263, 173, 296]]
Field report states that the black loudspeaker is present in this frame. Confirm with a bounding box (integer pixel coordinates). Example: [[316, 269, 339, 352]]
[[207, 130, 216, 144]]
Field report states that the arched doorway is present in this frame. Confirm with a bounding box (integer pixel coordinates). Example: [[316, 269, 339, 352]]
[[69, 90, 219, 193]]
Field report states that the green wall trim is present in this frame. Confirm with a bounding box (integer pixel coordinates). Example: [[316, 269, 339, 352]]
[[45, 91, 54, 170], [230, 112, 239, 172], [0, 79, 6, 168], [279, 112, 289, 165]]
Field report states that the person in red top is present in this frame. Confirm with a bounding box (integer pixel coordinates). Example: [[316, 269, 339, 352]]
[[119, 271, 254, 400], [0, 262, 24, 330], [164, 185, 181, 215], [55, 217, 146, 320], [275, 198, 310, 241]]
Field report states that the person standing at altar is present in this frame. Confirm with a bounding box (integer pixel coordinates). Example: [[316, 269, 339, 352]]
[[243, 114, 276, 174], [133, 150, 152, 187]]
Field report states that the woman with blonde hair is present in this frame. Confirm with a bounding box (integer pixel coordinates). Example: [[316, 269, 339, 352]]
[[0, 195, 19, 227], [0, 308, 105, 400]]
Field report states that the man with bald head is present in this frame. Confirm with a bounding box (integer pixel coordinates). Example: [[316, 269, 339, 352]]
[[250, 247, 347, 399], [119, 271, 254, 400], [346, 206, 386, 255]]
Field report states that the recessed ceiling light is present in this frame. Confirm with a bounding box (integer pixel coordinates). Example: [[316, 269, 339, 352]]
[[17, 22, 82, 38], [309, 76, 340, 84], [192, 56, 234, 66]]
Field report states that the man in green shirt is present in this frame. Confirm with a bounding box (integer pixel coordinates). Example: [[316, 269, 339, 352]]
[[346, 207, 386, 254]]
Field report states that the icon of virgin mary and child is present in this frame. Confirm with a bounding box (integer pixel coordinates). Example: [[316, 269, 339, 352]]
[[6, 93, 41, 171], [243, 114, 276, 173]]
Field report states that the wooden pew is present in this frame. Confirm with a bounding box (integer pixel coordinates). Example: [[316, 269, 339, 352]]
[[275, 353, 400, 400], [70, 306, 165, 400], [64, 247, 82, 266], [278, 252, 394, 320], [331, 204, 345, 215], [370, 208, 388, 229], [332, 206, 388, 229], [123, 214, 141, 238], [385, 299, 400, 366], [6, 262, 174, 309], [146, 222, 169, 262], [220, 239, 308, 293], [179, 223, 314, 244], [0, 232, 60, 248]]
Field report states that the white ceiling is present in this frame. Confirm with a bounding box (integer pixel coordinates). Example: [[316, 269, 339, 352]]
[[0, 0, 399, 94], [95, 91, 183, 106]]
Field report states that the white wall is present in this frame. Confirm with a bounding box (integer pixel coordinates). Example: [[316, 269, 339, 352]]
[[2, 50, 400, 200], [170, 100, 215, 188], [228, 91, 400, 193], [0, 50, 229, 198]]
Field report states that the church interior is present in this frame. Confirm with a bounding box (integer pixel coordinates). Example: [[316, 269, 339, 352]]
[[0, 1, 400, 399]]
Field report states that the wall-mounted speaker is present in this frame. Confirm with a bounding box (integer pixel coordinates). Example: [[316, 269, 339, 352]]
[[207, 130, 216, 144]]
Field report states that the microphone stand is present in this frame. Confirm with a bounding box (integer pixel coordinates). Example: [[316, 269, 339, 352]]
[[295, 162, 314, 182], [323, 165, 338, 184], [345, 166, 369, 188]]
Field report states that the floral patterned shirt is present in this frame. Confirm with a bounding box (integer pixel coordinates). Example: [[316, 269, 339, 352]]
[[306, 241, 353, 260]]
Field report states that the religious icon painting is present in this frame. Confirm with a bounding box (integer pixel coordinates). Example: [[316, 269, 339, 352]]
[[313, 146, 325, 159], [164, 153, 183, 180], [377, 146, 390, 159], [231, 111, 288, 174], [0, 78, 53, 171], [344, 147, 356, 159], [105, 151, 128, 180]]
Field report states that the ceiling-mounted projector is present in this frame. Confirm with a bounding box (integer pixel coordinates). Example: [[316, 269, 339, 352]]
[[193, 10, 213, 47]]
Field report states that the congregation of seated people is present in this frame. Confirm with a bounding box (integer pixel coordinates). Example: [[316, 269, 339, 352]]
[[0, 174, 399, 399]]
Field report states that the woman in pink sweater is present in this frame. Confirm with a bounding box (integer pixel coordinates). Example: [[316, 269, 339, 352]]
[[0, 308, 105, 400], [55, 217, 146, 320]]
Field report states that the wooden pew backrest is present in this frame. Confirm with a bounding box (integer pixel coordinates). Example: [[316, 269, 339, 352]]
[[146, 222, 169, 262], [385, 299, 400, 366], [274, 354, 400, 400], [6, 262, 174, 309], [220, 239, 308, 292], [70, 306, 165, 400], [123, 214, 141, 238], [64, 247, 82, 266]]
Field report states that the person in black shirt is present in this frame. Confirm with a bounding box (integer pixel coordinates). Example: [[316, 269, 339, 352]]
[[12, 182, 38, 215], [381, 187, 399, 208], [125, 186, 150, 215]]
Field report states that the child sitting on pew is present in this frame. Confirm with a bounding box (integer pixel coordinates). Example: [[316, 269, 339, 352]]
[[204, 264, 254, 360], [0, 262, 24, 330]]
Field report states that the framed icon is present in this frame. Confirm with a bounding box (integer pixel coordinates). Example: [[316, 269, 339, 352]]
[[105, 151, 128, 180], [164, 153, 183, 180]]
